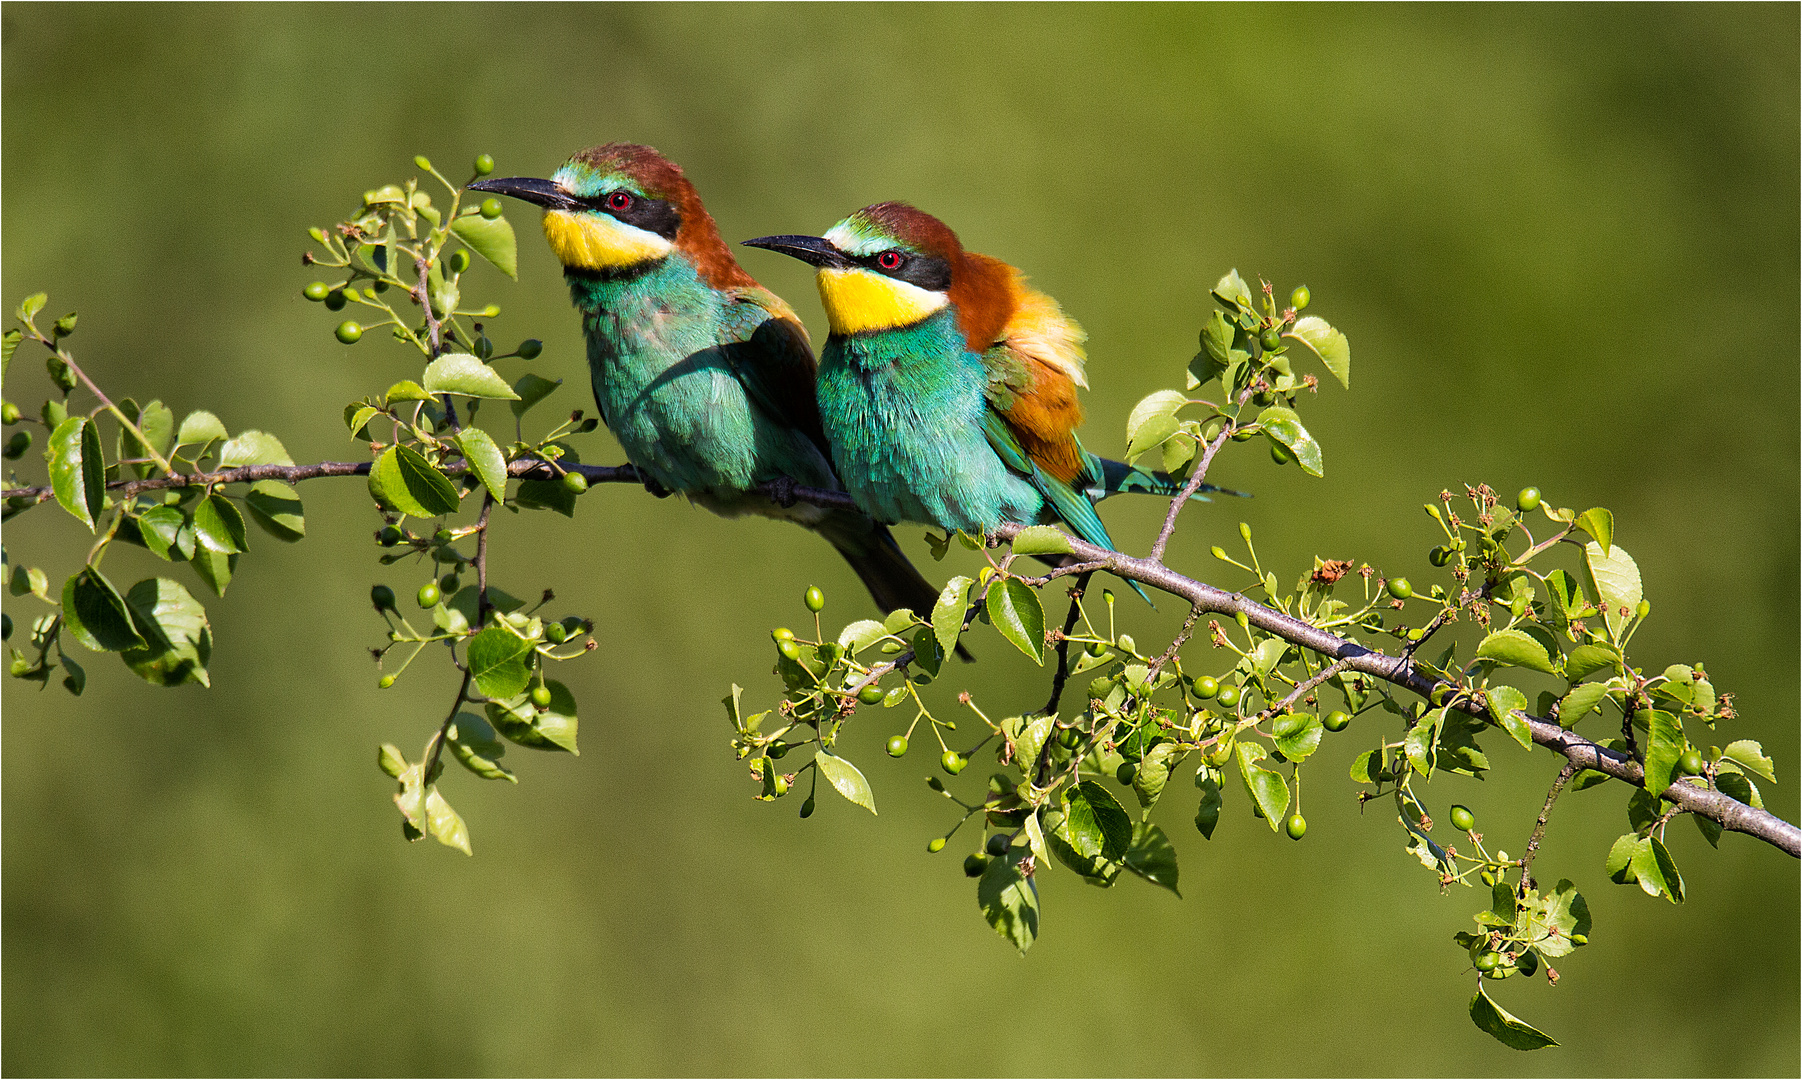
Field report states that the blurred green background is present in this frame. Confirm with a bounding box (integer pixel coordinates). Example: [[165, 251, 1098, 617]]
[[3, 4, 1796, 1075]]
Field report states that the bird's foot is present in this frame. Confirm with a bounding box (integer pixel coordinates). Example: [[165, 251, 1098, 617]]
[[639, 469, 673, 499], [766, 475, 799, 508]]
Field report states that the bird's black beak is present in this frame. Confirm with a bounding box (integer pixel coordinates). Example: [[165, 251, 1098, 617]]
[[741, 234, 855, 269], [466, 176, 584, 212]]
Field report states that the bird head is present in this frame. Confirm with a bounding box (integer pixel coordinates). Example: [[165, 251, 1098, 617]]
[[745, 202, 987, 339], [469, 143, 752, 286]]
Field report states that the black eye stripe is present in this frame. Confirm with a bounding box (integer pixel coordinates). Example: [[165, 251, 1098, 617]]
[[577, 191, 681, 241], [855, 249, 952, 292]]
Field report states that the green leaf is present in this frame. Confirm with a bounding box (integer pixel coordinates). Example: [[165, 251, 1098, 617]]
[[485, 682, 579, 754], [814, 751, 876, 815], [1284, 316, 1351, 389], [118, 399, 174, 478], [986, 578, 1044, 664], [189, 550, 237, 597], [1438, 710, 1492, 776], [423, 354, 521, 400], [978, 847, 1039, 954], [1011, 524, 1074, 556], [1475, 627, 1560, 675], [1123, 822, 1181, 897], [1635, 835, 1684, 903], [1605, 832, 1642, 883], [836, 619, 888, 654], [1515, 879, 1591, 959], [910, 626, 944, 678], [1200, 310, 1236, 365], [217, 430, 293, 468], [1693, 813, 1723, 848], [60, 653, 85, 696], [1211, 269, 1253, 311], [244, 480, 304, 542], [119, 577, 210, 687], [1404, 710, 1442, 777], [345, 404, 381, 439], [62, 568, 145, 652], [1565, 643, 1621, 682], [510, 373, 562, 418], [1193, 771, 1224, 839], [1485, 685, 1534, 750], [1559, 682, 1610, 726], [454, 427, 509, 502], [448, 712, 516, 782], [1642, 709, 1683, 799], [47, 416, 103, 531], [1350, 749, 1379, 784], [1469, 984, 1558, 1051], [192, 493, 248, 554], [368, 444, 462, 518], [1, 328, 19, 387], [931, 575, 973, 657], [1256, 406, 1323, 477], [1271, 712, 1323, 762], [466, 626, 533, 700], [1012, 714, 1055, 772], [515, 478, 576, 517], [384, 380, 434, 404], [1062, 780, 1133, 860], [1715, 770, 1762, 810], [450, 212, 519, 279], [1582, 541, 1642, 641], [1574, 507, 1614, 554], [17, 292, 46, 322], [424, 787, 473, 855], [1124, 389, 1188, 461], [175, 410, 228, 450], [1235, 741, 1289, 831], [1722, 739, 1776, 782]]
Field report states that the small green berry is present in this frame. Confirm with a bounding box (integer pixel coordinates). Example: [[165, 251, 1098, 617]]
[[376, 525, 402, 548], [928, 837, 946, 853], [433, 528, 454, 545], [1678, 749, 1705, 776], [768, 742, 789, 760], [1215, 684, 1242, 709], [799, 797, 815, 819], [1481, 870, 1498, 887], [473, 153, 495, 176], [481, 305, 500, 317], [562, 470, 588, 494], [546, 622, 569, 644], [1387, 577, 1413, 600], [378, 674, 396, 689], [963, 853, 988, 877], [370, 584, 396, 611], [324, 290, 347, 312], [1323, 710, 1351, 732], [941, 751, 967, 776], [1085, 640, 1107, 657], [777, 639, 802, 662], [771, 627, 795, 643], [1516, 487, 1542, 513], [1192, 675, 1219, 699], [804, 585, 825, 613], [772, 774, 790, 796], [450, 249, 472, 275], [335, 320, 363, 344], [1285, 814, 1308, 840], [1270, 440, 1295, 466], [1231, 427, 1255, 441], [859, 684, 885, 705], [1474, 952, 1500, 973], [986, 832, 1011, 857], [1259, 327, 1283, 352], [439, 574, 460, 594], [517, 338, 543, 359], [1449, 804, 1475, 832], [303, 281, 329, 302], [886, 735, 909, 758], [417, 583, 441, 608], [1291, 285, 1310, 310], [480, 198, 504, 220], [528, 684, 552, 709], [1056, 726, 1082, 749], [1116, 761, 1137, 785], [1428, 545, 1452, 567], [414, 155, 433, 172], [2, 613, 11, 640]]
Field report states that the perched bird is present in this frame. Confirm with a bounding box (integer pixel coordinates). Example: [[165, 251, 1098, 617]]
[[743, 203, 1228, 561], [468, 146, 947, 617]]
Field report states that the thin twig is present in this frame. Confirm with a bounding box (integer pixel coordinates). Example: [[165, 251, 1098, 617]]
[[1037, 571, 1093, 716], [1521, 761, 1578, 891], [1148, 425, 1234, 564]]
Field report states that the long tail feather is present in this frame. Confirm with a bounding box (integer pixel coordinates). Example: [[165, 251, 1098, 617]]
[[1087, 457, 1250, 503]]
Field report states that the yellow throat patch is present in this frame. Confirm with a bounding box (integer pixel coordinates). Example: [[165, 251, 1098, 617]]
[[542, 209, 673, 271], [816, 267, 948, 336]]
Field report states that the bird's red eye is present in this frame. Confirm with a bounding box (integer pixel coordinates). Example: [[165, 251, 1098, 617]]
[[877, 251, 903, 271], [607, 191, 633, 211]]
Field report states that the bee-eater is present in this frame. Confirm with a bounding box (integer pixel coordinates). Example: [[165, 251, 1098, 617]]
[[743, 203, 1227, 560], [468, 146, 946, 617]]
